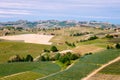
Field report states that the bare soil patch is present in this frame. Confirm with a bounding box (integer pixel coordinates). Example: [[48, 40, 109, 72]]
[[0, 34, 54, 45]]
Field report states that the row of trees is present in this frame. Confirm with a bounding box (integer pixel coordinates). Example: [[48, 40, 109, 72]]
[[65, 41, 76, 47], [79, 35, 98, 43], [8, 54, 33, 63], [39, 52, 80, 65], [70, 32, 90, 37], [88, 35, 98, 40], [105, 34, 114, 39], [43, 46, 58, 52], [70, 33, 84, 37], [107, 43, 120, 49]]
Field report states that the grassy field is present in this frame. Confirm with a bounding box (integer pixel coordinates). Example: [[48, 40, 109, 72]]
[[38, 49, 120, 80], [0, 62, 61, 80], [0, 41, 50, 63], [77, 38, 110, 48]]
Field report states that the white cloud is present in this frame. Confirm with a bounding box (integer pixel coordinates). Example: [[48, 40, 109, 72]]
[[0, 15, 13, 18], [0, 1, 65, 10], [79, 16, 120, 19], [0, 9, 31, 15], [0, 0, 119, 12], [32, 13, 120, 20]]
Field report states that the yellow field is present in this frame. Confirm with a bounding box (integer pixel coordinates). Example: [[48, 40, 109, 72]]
[[72, 45, 104, 55]]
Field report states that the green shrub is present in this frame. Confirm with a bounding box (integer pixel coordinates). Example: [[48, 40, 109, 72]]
[[88, 35, 98, 40], [105, 34, 113, 39], [25, 54, 33, 62], [59, 52, 79, 64], [59, 55, 70, 64], [40, 56, 46, 61], [50, 46, 58, 52]]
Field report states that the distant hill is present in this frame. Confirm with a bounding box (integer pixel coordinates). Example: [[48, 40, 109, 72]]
[[0, 20, 118, 28]]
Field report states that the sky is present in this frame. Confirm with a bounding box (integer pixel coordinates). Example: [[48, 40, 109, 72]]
[[0, 0, 120, 24]]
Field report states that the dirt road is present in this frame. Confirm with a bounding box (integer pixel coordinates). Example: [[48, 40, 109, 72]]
[[81, 56, 120, 80]]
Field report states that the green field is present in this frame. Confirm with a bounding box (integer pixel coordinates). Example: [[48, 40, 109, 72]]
[[39, 49, 120, 80], [0, 42, 50, 63], [0, 62, 61, 80], [100, 60, 120, 75], [1, 71, 45, 80]]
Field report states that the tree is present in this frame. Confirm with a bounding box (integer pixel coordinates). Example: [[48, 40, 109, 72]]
[[40, 56, 46, 61], [25, 54, 33, 62], [107, 45, 110, 49], [45, 54, 50, 61], [59, 55, 70, 64], [70, 54, 79, 60], [115, 43, 120, 49], [50, 46, 58, 52], [54, 53, 61, 60]]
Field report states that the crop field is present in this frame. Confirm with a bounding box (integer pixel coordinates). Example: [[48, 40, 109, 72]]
[[79, 49, 120, 64], [89, 60, 120, 80], [0, 42, 50, 63], [0, 62, 61, 80], [100, 60, 120, 74], [38, 49, 120, 80], [0, 71, 45, 80]]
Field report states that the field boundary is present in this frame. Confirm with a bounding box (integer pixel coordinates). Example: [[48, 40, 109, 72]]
[[0, 71, 29, 79]]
